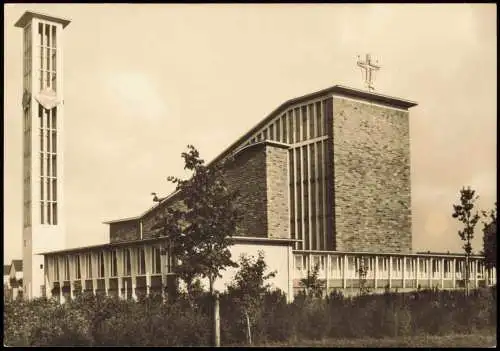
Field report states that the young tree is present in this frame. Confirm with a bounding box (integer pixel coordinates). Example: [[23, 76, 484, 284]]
[[152, 145, 242, 297], [452, 186, 481, 295], [299, 263, 325, 298], [481, 203, 497, 270], [227, 251, 276, 345]]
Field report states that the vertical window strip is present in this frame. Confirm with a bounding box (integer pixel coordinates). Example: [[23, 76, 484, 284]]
[[289, 149, 296, 247], [296, 147, 302, 250]]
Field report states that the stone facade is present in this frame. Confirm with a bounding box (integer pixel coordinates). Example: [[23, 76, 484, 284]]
[[225, 144, 268, 237], [331, 97, 412, 253], [265, 144, 290, 239]]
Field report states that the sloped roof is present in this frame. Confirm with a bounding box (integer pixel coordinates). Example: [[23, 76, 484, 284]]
[[4, 265, 10, 275], [11, 260, 23, 272]]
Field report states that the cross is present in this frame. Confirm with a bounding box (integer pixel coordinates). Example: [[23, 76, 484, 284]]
[[357, 54, 381, 92]]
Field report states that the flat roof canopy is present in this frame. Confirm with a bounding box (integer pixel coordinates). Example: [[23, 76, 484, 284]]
[[15, 11, 71, 28]]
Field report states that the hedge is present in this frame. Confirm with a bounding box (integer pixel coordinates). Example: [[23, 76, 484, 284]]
[[3, 287, 496, 346]]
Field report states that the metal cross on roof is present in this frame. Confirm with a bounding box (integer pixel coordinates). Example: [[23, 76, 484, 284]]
[[357, 54, 381, 92]]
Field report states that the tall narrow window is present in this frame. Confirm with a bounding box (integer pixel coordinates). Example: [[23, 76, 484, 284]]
[[86, 254, 92, 279], [75, 256, 81, 279], [124, 250, 131, 276], [138, 248, 146, 275], [99, 252, 105, 278]]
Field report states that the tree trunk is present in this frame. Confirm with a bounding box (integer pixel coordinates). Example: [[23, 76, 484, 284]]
[[245, 310, 252, 345], [465, 254, 470, 296], [213, 292, 220, 347]]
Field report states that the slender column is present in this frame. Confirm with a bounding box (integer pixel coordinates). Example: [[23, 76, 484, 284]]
[[402, 256, 406, 289], [117, 248, 124, 299], [416, 257, 420, 288], [452, 258, 456, 289], [287, 247, 294, 303], [91, 252, 98, 296], [388, 256, 392, 289], [325, 254, 330, 296], [374, 256, 378, 289], [428, 258, 432, 288], [130, 247, 137, 300], [160, 245, 167, 299], [145, 246, 152, 296], [441, 258, 445, 289], [104, 251, 110, 296], [79, 253, 85, 295], [44, 256, 52, 299], [58, 256, 65, 303], [69, 255, 75, 300], [474, 260, 478, 288], [342, 254, 347, 289]]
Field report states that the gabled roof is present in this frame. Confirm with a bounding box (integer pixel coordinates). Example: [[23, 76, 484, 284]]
[[4, 265, 10, 275], [104, 84, 418, 225], [11, 260, 23, 272]]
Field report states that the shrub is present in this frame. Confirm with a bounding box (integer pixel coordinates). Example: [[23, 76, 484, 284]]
[[3, 288, 496, 346]]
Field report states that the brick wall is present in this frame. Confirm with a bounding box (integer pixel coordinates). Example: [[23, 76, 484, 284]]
[[265, 144, 290, 239], [332, 97, 412, 253], [109, 220, 140, 243], [142, 198, 186, 240], [225, 144, 268, 237]]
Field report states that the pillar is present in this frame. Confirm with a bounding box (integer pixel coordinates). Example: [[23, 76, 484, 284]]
[[287, 246, 294, 303], [79, 253, 85, 296], [130, 248, 137, 300], [69, 255, 75, 300], [325, 254, 330, 296], [104, 250, 110, 296], [160, 245, 167, 299], [145, 246, 152, 296], [441, 258, 445, 289], [402, 256, 406, 289], [474, 260, 478, 288], [91, 252, 98, 296], [428, 258, 432, 287], [388, 256, 392, 289], [117, 248, 124, 299], [44, 256, 52, 299], [374, 256, 378, 289], [452, 258, 456, 289], [342, 254, 347, 289], [416, 257, 420, 288]]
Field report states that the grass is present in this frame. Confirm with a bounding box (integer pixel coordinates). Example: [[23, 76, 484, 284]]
[[257, 330, 497, 348]]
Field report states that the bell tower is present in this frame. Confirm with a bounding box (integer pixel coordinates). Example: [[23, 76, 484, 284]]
[[15, 11, 71, 299]]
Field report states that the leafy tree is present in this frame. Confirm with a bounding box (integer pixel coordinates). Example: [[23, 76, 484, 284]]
[[152, 145, 242, 296], [299, 263, 325, 298], [227, 251, 277, 345], [481, 203, 497, 269], [452, 186, 481, 295]]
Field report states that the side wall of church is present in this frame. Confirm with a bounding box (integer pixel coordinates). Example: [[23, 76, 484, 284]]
[[109, 220, 140, 243], [225, 145, 268, 237], [332, 97, 412, 253]]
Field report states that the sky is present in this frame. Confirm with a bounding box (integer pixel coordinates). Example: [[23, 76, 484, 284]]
[[3, 4, 497, 264]]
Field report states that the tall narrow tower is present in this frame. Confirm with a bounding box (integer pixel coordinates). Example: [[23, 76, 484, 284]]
[[15, 12, 71, 299]]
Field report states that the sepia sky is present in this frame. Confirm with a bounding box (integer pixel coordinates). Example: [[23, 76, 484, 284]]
[[4, 4, 497, 264]]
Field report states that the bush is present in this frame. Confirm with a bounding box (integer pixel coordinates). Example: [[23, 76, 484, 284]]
[[3, 288, 496, 346]]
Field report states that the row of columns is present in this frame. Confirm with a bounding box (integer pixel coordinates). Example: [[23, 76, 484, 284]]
[[45, 243, 171, 302], [297, 253, 496, 292]]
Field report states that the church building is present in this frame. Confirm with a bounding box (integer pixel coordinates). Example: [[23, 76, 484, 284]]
[[15, 11, 496, 302]]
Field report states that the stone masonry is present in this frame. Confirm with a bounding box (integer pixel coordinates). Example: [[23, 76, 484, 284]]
[[265, 143, 290, 239], [331, 97, 412, 253]]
